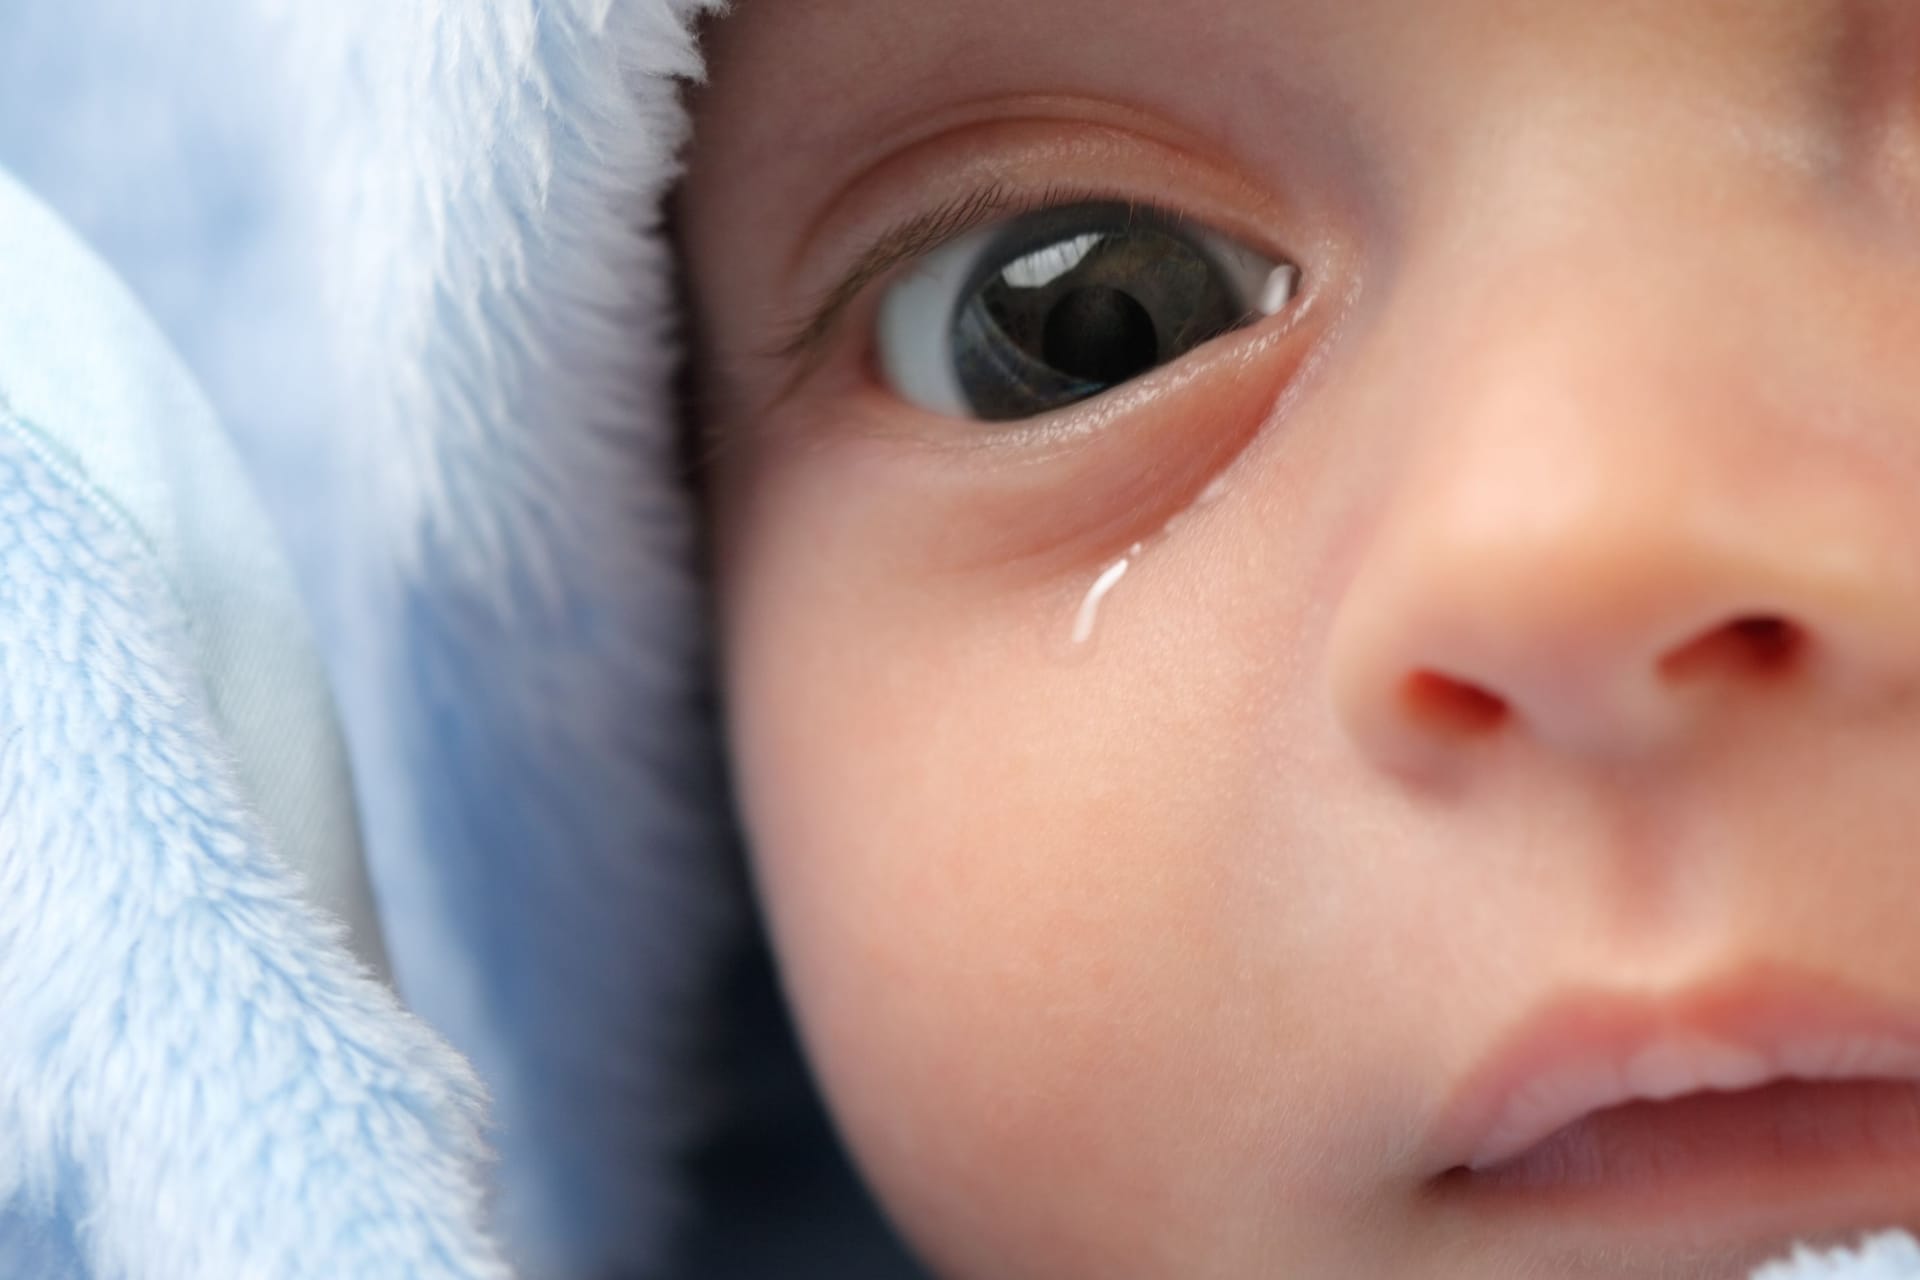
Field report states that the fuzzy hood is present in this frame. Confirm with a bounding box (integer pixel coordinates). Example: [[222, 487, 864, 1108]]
[[0, 2, 1914, 1278]]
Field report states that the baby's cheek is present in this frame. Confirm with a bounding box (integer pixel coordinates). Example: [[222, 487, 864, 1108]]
[[736, 663, 1235, 1276], [716, 447, 1422, 1277]]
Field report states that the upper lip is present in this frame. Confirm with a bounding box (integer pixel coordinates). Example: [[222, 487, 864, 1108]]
[[1432, 966, 1920, 1173]]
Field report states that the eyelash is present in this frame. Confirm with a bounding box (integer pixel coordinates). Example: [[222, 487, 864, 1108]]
[[773, 180, 1212, 371]]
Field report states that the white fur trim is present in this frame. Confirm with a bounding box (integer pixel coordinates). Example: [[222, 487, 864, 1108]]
[[287, 1, 736, 1274]]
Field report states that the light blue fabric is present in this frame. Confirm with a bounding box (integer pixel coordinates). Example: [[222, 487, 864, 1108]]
[[0, 4, 751, 1273], [1757, 1237, 1920, 1280], [0, 4, 742, 1269], [0, 0, 345, 636], [0, 169, 508, 1278], [0, 166, 383, 974]]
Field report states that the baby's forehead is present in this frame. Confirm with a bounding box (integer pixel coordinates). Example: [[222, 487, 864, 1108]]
[[694, 2, 1864, 181]]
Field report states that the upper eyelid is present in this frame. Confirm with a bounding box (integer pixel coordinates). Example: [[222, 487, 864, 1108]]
[[769, 181, 1100, 378], [749, 103, 1327, 396]]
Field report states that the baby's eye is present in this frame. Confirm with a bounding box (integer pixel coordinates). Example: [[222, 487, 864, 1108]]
[[877, 201, 1299, 423]]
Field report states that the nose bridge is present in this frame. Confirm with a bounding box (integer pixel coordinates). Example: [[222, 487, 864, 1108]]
[[1324, 222, 1920, 776]]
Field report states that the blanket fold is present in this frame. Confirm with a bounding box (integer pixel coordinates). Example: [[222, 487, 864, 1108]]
[[0, 168, 508, 1280]]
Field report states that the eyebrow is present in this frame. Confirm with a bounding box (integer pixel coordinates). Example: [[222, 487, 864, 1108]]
[[771, 179, 1101, 374]]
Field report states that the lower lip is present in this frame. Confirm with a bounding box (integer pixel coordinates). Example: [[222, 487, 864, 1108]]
[[1436, 1080, 1920, 1248]]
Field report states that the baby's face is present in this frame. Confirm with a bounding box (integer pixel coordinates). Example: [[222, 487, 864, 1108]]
[[681, 3, 1920, 1275]]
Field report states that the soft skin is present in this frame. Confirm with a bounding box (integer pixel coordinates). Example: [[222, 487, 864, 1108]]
[[681, 2, 1920, 1276]]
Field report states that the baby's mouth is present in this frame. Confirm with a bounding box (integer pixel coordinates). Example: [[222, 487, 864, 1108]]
[[1460, 1076, 1920, 1191], [1429, 968, 1920, 1247]]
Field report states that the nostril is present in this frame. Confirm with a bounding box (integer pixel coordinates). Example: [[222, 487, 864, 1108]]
[[1659, 614, 1806, 683], [1404, 669, 1510, 736]]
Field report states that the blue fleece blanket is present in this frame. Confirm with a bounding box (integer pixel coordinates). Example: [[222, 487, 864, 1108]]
[[0, 169, 507, 1279], [0, 0, 744, 1273], [0, 2, 739, 1274]]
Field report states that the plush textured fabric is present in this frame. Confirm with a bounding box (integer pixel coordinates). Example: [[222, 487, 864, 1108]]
[[285, 2, 747, 1273], [0, 159, 384, 977], [2, 1, 754, 1276], [3, 2, 1916, 1278], [1757, 1237, 1920, 1280], [0, 170, 506, 1279]]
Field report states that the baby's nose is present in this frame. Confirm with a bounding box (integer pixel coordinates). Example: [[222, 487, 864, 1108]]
[[1323, 235, 1920, 781]]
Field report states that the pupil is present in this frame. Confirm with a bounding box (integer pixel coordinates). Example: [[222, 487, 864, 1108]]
[[1041, 286, 1159, 386]]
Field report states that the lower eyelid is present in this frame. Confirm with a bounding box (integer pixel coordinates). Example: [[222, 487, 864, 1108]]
[[819, 265, 1319, 451], [826, 307, 1328, 585]]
